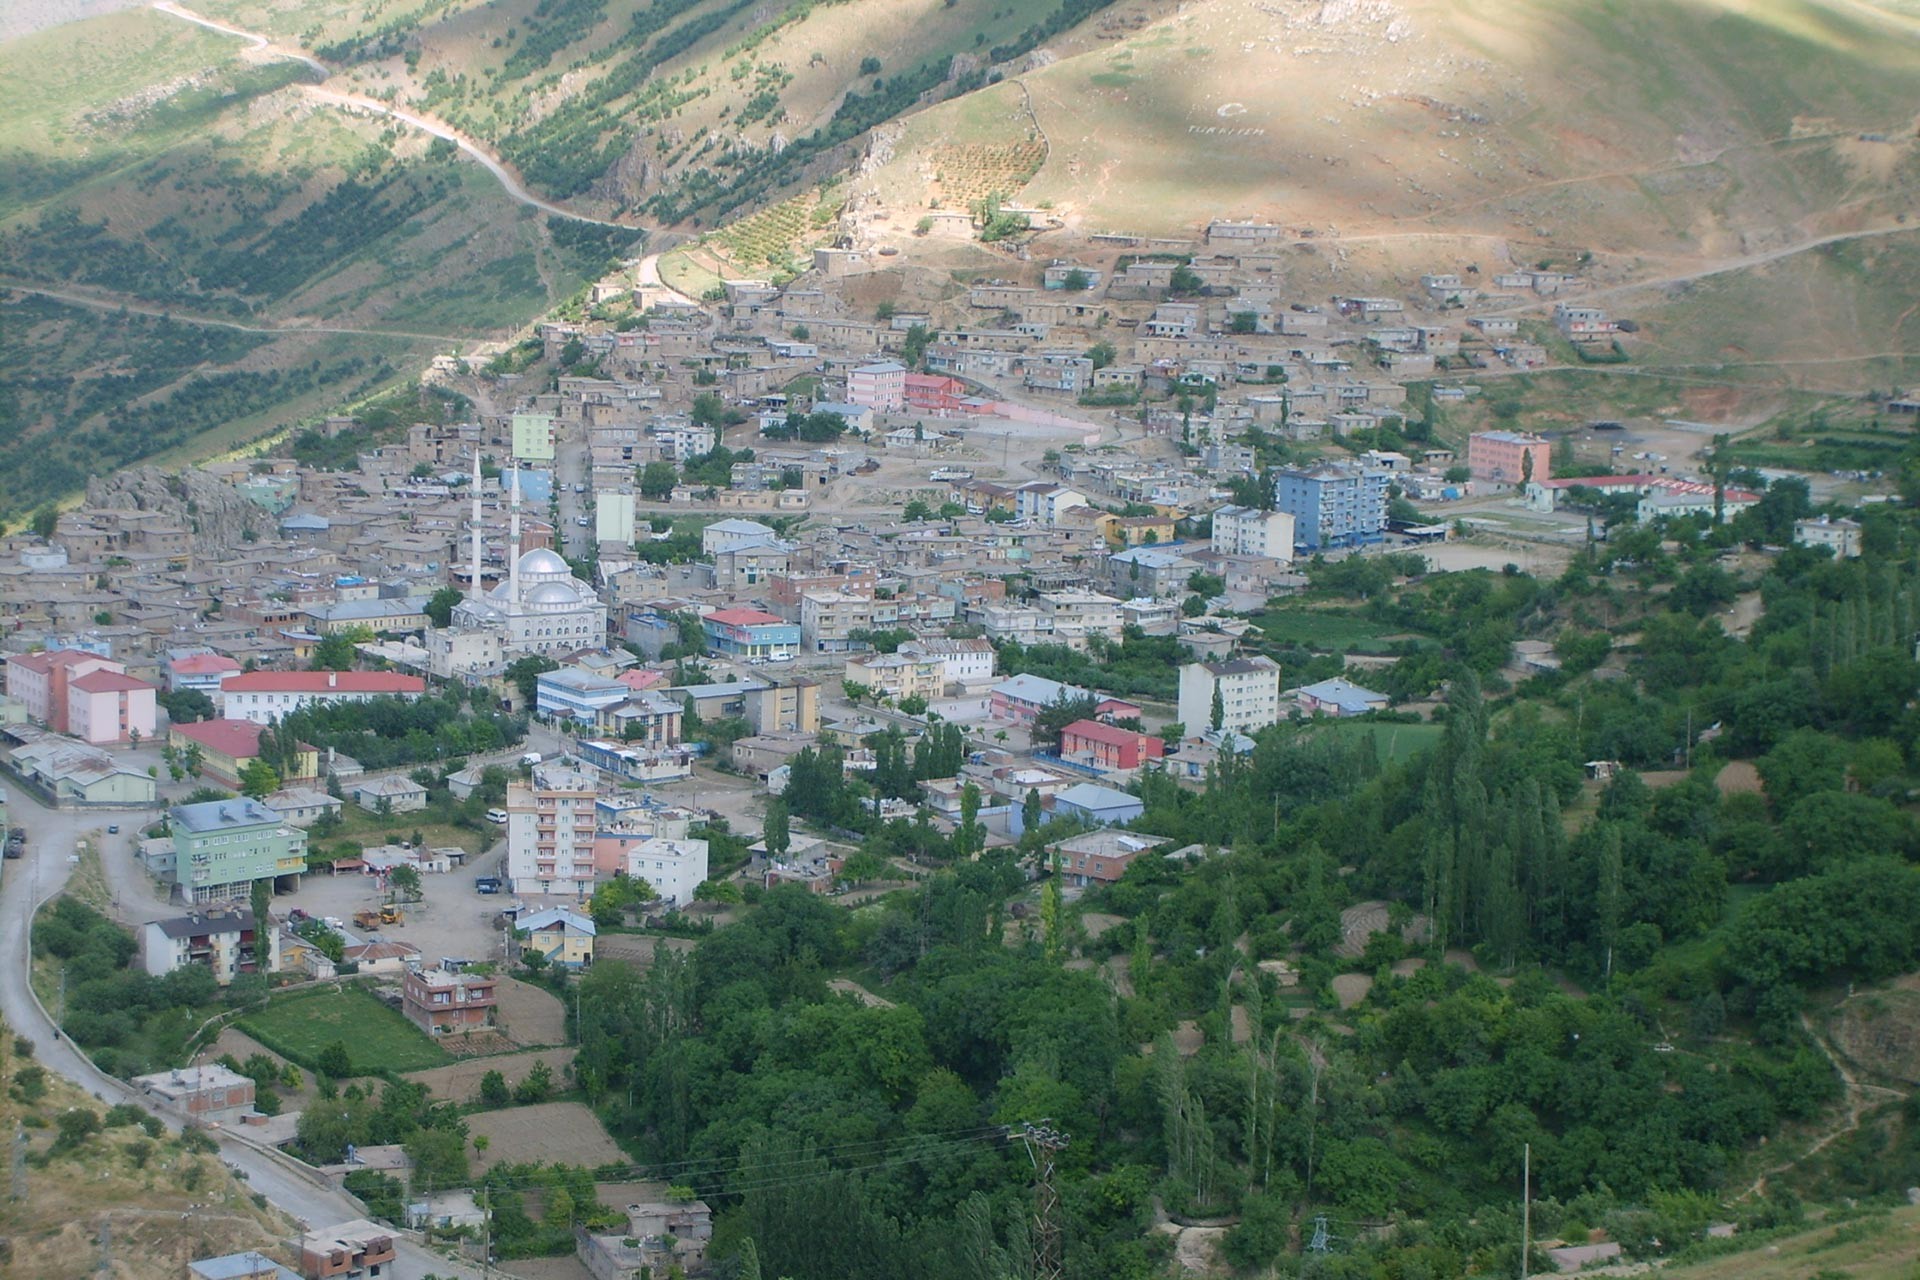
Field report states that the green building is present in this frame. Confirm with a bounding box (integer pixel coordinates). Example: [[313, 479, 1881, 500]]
[[169, 797, 306, 905]]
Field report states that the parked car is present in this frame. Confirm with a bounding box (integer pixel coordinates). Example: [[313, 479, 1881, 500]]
[[475, 876, 503, 895], [106, 824, 119, 834], [485, 808, 508, 824]]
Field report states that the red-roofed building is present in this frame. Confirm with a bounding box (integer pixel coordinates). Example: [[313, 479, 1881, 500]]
[[6, 649, 122, 733], [701, 608, 800, 660], [169, 718, 321, 788], [905, 373, 970, 416], [616, 668, 669, 692], [1059, 718, 1164, 771], [219, 670, 425, 725], [67, 668, 159, 745]]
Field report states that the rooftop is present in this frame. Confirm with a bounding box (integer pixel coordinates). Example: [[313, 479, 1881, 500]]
[[221, 670, 424, 694], [170, 718, 268, 758], [170, 797, 282, 834]]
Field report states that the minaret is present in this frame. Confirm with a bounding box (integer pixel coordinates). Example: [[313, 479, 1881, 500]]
[[467, 450, 482, 599], [507, 458, 523, 605]]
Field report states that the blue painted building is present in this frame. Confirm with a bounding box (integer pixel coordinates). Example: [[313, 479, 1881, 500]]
[[1273, 463, 1389, 550]]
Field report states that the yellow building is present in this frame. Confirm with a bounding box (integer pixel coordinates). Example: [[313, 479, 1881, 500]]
[[518, 906, 597, 968], [844, 652, 945, 702], [168, 718, 320, 789]]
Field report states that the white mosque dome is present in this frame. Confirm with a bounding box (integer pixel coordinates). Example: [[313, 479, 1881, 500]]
[[516, 547, 570, 576], [526, 581, 580, 608]]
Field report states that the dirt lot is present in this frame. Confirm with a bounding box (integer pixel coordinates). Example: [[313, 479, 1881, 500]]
[[495, 976, 567, 1046], [467, 1101, 626, 1173], [405, 1046, 580, 1102], [277, 842, 509, 967]]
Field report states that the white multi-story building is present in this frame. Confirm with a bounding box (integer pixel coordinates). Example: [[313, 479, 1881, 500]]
[[897, 637, 997, 687], [625, 836, 710, 908], [1210, 505, 1296, 563], [1035, 591, 1124, 649], [1794, 515, 1862, 559], [1177, 656, 1284, 734], [650, 420, 718, 460], [506, 763, 599, 899], [219, 670, 425, 725]]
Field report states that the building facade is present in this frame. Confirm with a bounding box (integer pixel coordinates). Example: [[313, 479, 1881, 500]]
[[506, 762, 598, 898], [1210, 505, 1297, 561], [1177, 656, 1284, 735], [1467, 430, 1552, 485], [702, 608, 802, 659], [141, 908, 277, 984], [168, 798, 309, 904], [1273, 463, 1389, 550], [219, 671, 424, 726]]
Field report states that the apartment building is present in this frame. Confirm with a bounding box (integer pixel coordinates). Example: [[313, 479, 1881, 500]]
[[847, 360, 907, 411], [844, 652, 945, 702], [800, 590, 878, 653], [1177, 656, 1284, 735], [1467, 430, 1551, 486], [1210, 505, 1297, 562], [506, 762, 599, 898], [624, 835, 710, 907], [168, 797, 309, 904], [140, 907, 278, 984], [1034, 590, 1124, 648], [1272, 463, 1389, 550]]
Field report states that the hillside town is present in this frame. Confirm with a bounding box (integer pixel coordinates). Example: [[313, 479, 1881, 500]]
[[0, 209, 1888, 1280]]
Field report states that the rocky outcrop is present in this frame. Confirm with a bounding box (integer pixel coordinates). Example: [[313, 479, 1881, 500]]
[[83, 466, 277, 557]]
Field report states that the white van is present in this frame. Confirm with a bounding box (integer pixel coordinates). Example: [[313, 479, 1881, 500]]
[[485, 808, 508, 824]]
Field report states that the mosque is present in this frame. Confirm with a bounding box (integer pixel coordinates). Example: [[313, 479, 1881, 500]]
[[450, 458, 607, 655]]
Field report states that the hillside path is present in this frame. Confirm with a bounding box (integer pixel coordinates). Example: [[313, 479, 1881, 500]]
[[152, 1, 635, 230], [1, 278, 468, 342]]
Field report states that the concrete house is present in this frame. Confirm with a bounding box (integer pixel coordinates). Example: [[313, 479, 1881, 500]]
[[141, 907, 277, 984], [517, 906, 597, 968]]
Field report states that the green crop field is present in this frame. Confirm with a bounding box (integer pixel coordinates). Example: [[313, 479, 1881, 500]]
[[1246, 606, 1423, 655], [240, 985, 450, 1074], [1293, 719, 1444, 764]]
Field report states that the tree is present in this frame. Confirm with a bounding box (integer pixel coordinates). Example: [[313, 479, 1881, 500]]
[[903, 500, 933, 522], [1063, 268, 1090, 291], [1031, 690, 1099, 754], [310, 632, 359, 671], [639, 460, 679, 500], [505, 655, 559, 706], [763, 795, 791, 859], [897, 693, 929, 717], [694, 878, 742, 906], [317, 1041, 353, 1079], [514, 1058, 555, 1103], [160, 688, 215, 724], [390, 865, 422, 902], [251, 877, 272, 932], [237, 758, 280, 800], [31, 505, 58, 540], [424, 586, 463, 628], [1022, 788, 1043, 833], [1210, 683, 1225, 731], [478, 1069, 510, 1108], [1085, 341, 1117, 370], [405, 1126, 469, 1193]]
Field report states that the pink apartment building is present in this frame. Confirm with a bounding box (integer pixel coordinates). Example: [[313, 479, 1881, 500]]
[[67, 668, 158, 745], [6, 649, 124, 734], [1467, 430, 1552, 486], [848, 361, 907, 411]]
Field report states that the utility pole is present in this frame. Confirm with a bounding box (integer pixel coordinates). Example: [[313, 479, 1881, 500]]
[[12, 1123, 26, 1202], [1307, 1215, 1332, 1254], [1520, 1142, 1531, 1280], [1017, 1122, 1069, 1280]]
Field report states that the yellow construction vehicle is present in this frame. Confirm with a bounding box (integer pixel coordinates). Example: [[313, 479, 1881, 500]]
[[378, 903, 403, 925]]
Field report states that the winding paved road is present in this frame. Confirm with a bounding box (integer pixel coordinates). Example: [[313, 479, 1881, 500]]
[[0, 784, 482, 1278]]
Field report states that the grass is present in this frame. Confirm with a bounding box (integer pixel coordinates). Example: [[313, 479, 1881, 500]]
[[1294, 720, 1444, 764], [1245, 605, 1421, 654], [322, 811, 493, 856], [1658, 1204, 1920, 1280], [238, 984, 451, 1073]]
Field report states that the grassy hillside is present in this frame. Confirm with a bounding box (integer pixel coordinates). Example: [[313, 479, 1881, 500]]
[[189, 0, 1127, 222], [0, 6, 639, 515], [0, 1026, 295, 1280]]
